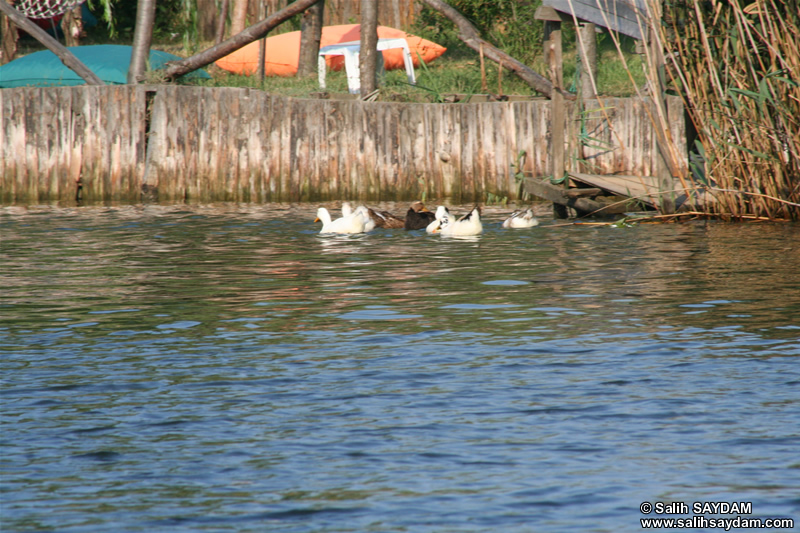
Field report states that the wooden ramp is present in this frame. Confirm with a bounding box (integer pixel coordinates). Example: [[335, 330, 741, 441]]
[[568, 172, 716, 211], [523, 177, 630, 216], [524, 173, 716, 217]]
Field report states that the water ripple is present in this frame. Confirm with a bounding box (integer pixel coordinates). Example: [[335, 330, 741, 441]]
[[1, 205, 798, 532]]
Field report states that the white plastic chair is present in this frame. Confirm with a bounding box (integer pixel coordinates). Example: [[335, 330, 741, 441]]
[[318, 38, 416, 95]]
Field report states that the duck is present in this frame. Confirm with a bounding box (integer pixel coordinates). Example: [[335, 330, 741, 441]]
[[341, 203, 380, 231], [404, 201, 436, 230], [314, 206, 368, 234], [353, 206, 379, 232], [502, 208, 539, 228], [432, 205, 483, 236], [366, 207, 406, 229], [426, 205, 452, 233]]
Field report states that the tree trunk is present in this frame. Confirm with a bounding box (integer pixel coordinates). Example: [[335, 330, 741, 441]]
[[419, 0, 573, 101], [128, 0, 157, 84], [359, 0, 378, 95], [1, 0, 19, 65], [162, 0, 320, 81], [231, 0, 249, 36], [215, 0, 230, 44], [297, 0, 324, 77], [61, 5, 83, 47], [0, 1, 103, 84], [196, 0, 218, 42]]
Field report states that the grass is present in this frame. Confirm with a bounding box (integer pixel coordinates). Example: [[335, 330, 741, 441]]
[[184, 31, 647, 102], [194, 47, 646, 103], [11, 21, 647, 103]]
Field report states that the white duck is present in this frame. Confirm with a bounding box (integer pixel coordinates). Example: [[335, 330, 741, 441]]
[[426, 205, 452, 233], [502, 208, 539, 228], [314, 207, 368, 234], [432, 205, 483, 236], [341, 203, 378, 232], [354, 206, 377, 232]]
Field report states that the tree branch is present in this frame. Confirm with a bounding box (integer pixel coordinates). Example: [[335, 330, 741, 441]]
[[419, 0, 575, 101], [162, 0, 320, 81]]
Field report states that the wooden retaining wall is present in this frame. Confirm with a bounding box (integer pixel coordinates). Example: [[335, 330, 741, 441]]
[[0, 85, 686, 204]]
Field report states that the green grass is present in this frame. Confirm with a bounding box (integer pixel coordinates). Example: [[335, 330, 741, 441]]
[[13, 29, 646, 102], [194, 42, 646, 103], [195, 28, 647, 102]]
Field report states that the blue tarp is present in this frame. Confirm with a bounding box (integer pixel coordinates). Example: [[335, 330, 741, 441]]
[[0, 44, 210, 88]]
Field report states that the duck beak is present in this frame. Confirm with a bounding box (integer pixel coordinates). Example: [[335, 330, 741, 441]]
[[314, 217, 321, 222]]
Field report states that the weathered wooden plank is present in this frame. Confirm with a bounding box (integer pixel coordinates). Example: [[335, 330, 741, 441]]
[[569, 171, 714, 210], [276, 94, 292, 201], [1, 86, 687, 205], [0, 89, 10, 202], [523, 176, 628, 215], [21, 89, 41, 202], [402, 103, 427, 200], [38, 88, 59, 201], [131, 87, 150, 200], [565, 187, 602, 197], [178, 86, 198, 202], [318, 99, 337, 200], [543, 0, 647, 40]]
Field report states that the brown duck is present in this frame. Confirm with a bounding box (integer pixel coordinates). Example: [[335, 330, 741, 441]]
[[403, 201, 436, 230]]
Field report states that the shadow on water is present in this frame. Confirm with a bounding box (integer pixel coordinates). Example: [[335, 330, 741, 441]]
[[1, 204, 798, 532]]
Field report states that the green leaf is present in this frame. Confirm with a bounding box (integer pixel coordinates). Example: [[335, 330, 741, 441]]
[[694, 139, 706, 159], [719, 139, 776, 161]]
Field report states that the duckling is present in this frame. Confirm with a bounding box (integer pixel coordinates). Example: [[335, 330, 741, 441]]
[[426, 205, 452, 233], [314, 207, 368, 234], [432, 205, 483, 236], [404, 201, 436, 230], [502, 208, 539, 228]]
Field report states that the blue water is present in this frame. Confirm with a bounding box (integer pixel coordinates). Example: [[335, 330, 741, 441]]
[[1, 204, 798, 532]]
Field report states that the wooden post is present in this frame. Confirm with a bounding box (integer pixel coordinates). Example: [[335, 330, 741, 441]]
[[578, 23, 597, 99], [647, 21, 676, 214], [548, 27, 568, 219]]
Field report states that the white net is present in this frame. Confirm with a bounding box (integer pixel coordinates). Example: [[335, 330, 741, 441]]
[[13, 0, 85, 19]]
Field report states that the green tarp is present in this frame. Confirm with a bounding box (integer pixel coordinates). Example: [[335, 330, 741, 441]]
[[0, 44, 210, 88]]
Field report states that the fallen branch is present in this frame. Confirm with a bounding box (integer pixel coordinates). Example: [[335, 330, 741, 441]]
[[162, 0, 319, 81], [419, 0, 574, 101]]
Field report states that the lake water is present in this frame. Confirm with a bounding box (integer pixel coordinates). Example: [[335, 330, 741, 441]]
[[1, 203, 798, 533]]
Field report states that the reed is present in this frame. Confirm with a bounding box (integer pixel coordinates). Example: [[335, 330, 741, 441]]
[[658, 0, 800, 219]]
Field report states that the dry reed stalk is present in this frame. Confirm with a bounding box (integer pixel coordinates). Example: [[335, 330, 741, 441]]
[[658, 0, 800, 220]]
